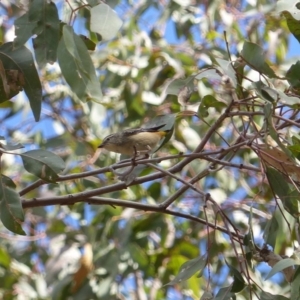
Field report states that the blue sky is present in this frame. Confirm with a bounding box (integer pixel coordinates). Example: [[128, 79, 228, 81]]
[[288, 35, 300, 57]]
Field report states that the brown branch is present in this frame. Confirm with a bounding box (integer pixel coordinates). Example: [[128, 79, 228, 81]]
[[19, 146, 248, 197], [23, 195, 244, 241]]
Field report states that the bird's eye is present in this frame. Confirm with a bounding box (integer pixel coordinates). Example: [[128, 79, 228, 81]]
[[104, 137, 111, 143]]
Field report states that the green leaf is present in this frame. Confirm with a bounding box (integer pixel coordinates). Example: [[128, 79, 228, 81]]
[[127, 243, 149, 269], [80, 35, 96, 51], [291, 266, 300, 300], [177, 85, 193, 105], [0, 142, 24, 151], [164, 254, 207, 285], [87, 0, 103, 6], [292, 135, 300, 145], [226, 262, 245, 293], [200, 291, 213, 300], [0, 247, 11, 268], [0, 175, 16, 189], [286, 61, 300, 89], [0, 43, 42, 121], [166, 77, 195, 96], [20, 149, 65, 182], [241, 41, 277, 78], [263, 214, 279, 248], [90, 3, 123, 41], [245, 206, 255, 252], [253, 81, 278, 102], [282, 11, 300, 44], [14, 12, 36, 48], [148, 182, 161, 200], [0, 186, 25, 235], [284, 189, 299, 218], [28, 0, 44, 22], [215, 58, 237, 88], [198, 95, 226, 118], [266, 165, 293, 199], [263, 102, 291, 154], [277, 90, 300, 106], [57, 25, 103, 102], [260, 291, 290, 300], [265, 258, 298, 280], [266, 167, 300, 217], [195, 68, 223, 81], [32, 1, 60, 67], [289, 136, 300, 160], [214, 286, 236, 300]]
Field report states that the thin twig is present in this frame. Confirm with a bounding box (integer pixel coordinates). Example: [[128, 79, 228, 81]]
[[145, 162, 205, 197], [159, 169, 209, 209]]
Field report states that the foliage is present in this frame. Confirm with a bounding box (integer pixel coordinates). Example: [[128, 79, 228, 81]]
[[1, 0, 300, 299]]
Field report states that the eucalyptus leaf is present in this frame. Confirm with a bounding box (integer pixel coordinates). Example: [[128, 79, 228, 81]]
[[32, 1, 60, 67], [14, 11, 36, 48], [265, 258, 298, 280], [0, 142, 24, 151], [286, 61, 300, 89], [1, 175, 16, 189], [215, 58, 237, 88], [241, 41, 277, 78], [214, 286, 235, 300], [20, 150, 65, 182], [164, 254, 207, 286], [0, 43, 42, 121], [260, 291, 290, 300], [166, 77, 195, 96], [0, 186, 25, 235], [226, 261, 245, 293], [57, 25, 103, 102], [90, 3, 123, 41], [263, 214, 279, 248]]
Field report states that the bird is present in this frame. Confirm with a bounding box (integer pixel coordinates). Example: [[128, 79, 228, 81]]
[[98, 124, 170, 156]]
